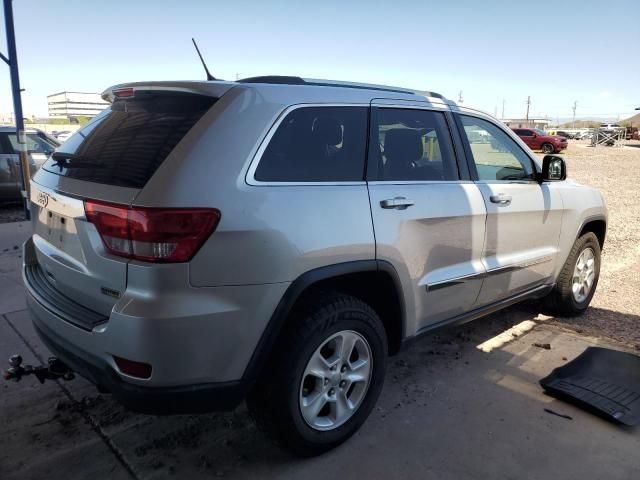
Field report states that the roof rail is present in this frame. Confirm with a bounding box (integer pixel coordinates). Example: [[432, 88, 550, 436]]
[[236, 75, 445, 99], [238, 75, 306, 85]]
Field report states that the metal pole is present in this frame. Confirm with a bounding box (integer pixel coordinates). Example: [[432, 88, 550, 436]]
[[525, 96, 531, 125], [2, 0, 30, 219], [572, 101, 577, 129]]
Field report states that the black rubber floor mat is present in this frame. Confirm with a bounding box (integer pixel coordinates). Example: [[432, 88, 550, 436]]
[[540, 347, 640, 426]]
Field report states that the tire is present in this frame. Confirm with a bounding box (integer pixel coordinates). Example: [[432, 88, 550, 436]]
[[544, 232, 601, 316], [542, 143, 555, 154], [247, 292, 388, 456]]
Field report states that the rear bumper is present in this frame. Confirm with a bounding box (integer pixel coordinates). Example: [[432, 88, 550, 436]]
[[31, 312, 246, 413], [22, 237, 290, 413]]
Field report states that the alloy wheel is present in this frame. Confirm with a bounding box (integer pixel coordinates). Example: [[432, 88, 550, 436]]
[[299, 330, 372, 431]]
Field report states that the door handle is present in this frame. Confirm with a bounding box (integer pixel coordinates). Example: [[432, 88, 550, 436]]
[[490, 193, 512, 205], [380, 197, 415, 210]]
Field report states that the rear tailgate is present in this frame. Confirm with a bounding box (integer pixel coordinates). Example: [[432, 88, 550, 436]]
[[29, 180, 136, 317], [27, 84, 227, 323]]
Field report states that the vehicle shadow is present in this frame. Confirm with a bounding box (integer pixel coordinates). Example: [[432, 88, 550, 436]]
[[72, 305, 571, 478], [544, 306, 640, 349]]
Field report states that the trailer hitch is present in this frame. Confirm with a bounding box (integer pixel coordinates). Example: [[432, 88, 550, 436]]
[[3, 355, 75, 383]]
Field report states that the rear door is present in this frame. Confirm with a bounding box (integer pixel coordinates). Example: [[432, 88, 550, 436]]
[[29, 90, 217, 317], [455, 114, 563, 306], [367, 104, 487, 335]]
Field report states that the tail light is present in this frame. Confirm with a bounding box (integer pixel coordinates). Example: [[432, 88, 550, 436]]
[[84, 200, 220, 263]]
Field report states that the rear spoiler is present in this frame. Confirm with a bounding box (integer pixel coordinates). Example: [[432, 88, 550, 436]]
[[101, 81, 238, 103]]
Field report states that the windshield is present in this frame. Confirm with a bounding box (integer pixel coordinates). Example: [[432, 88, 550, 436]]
[[534, 129, 547, 135]]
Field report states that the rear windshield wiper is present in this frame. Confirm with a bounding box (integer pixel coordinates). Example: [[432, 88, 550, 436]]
[[51, 152, 103, 169]]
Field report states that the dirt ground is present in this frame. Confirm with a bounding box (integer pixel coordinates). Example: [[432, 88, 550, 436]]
[[541, 140, 640, 349]]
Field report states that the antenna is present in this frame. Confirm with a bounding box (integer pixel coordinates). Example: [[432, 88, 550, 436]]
[[191, 38, 217, 81]]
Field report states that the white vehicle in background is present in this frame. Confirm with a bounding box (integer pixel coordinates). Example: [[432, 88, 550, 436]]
[[54, 131, 73, 143], [574, 131, 592, 140]]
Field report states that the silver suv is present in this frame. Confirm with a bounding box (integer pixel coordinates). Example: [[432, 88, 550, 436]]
[[23, 77, 607, 455]]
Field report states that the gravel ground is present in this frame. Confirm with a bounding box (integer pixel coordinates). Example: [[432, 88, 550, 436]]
[[539, 140, 640, 349]]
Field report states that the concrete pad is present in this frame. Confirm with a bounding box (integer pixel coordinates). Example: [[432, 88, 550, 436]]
[[0, 315, 132, 480]]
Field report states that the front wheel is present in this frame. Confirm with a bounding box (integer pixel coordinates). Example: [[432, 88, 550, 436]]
[[544, 232, 601, 316], [542, 143, 555, 154], [247, 292, 387, 456]]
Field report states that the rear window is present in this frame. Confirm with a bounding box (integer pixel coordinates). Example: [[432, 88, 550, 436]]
[[254, 106, 368, 182], [43, 92, 216, 188]]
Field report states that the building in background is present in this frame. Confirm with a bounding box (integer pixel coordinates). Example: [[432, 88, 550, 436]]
[[501, 118, 551, 130], [47, 91, 109, 120]]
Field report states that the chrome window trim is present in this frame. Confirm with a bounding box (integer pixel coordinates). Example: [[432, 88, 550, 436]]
[[369, 104, 461, 183], [246, 103, 370, 187], [367, 180, 473, 186]]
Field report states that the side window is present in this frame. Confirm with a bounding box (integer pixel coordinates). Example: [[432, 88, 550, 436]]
[[373, 108, 457, 181], [459, 115, 535, 181], [254, 106, 368, 182], [519, 129, 533, 137], [6, 133, 54, 154], [0, 134, 11, 154]]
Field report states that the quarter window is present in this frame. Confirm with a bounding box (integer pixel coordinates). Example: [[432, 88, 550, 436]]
[[254, 106, 368, 182], [459, 115, 535, 181], [372, 109, 457, 181]]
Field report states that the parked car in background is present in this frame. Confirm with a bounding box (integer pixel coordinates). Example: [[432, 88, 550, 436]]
[[53, 130, 73, 143], [624, 126, 638, 140], [512, 128, 568, 153], [0, 127, 59, 201], [554, 130, 573, 139], [22, 77, 606, 455], [574, 131, 592, 140], [599, 123, 622, 131]]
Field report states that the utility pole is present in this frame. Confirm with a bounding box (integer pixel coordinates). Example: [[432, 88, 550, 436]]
[[572, 101, 577, 129], [2, 0, 30, 219], [458, 90, 463, 103], [525, 96, 531, 125], [502, 99, 505, 119]]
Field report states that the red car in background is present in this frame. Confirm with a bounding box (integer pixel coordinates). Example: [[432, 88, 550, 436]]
[[512, 128, 567, 154]]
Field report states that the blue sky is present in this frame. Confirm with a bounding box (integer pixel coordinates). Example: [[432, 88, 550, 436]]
[[1, 0, 638, 120]]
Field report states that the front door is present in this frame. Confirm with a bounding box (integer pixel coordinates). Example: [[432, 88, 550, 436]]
[[456, 114, 563, 306], [367, 105, 487, 335]]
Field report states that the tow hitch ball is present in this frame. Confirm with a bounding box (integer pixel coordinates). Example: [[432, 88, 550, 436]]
[[3, 355, 75, 383]]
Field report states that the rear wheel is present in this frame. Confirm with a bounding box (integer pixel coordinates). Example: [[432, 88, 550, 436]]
[[544, 232, 601, 316], [247, 292, 387, 456], [542, 143, 555, 154]]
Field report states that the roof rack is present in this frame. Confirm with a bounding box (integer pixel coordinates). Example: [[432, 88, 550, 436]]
[[236, 75, 445, 99]]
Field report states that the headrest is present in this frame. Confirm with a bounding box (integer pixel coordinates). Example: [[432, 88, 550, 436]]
[[384, 129, 423, 163], [312, 117, 343, 146]]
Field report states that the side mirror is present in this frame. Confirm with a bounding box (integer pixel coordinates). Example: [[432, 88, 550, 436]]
[[532, 133, 537, 138], [541, 155, 566, 181]]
